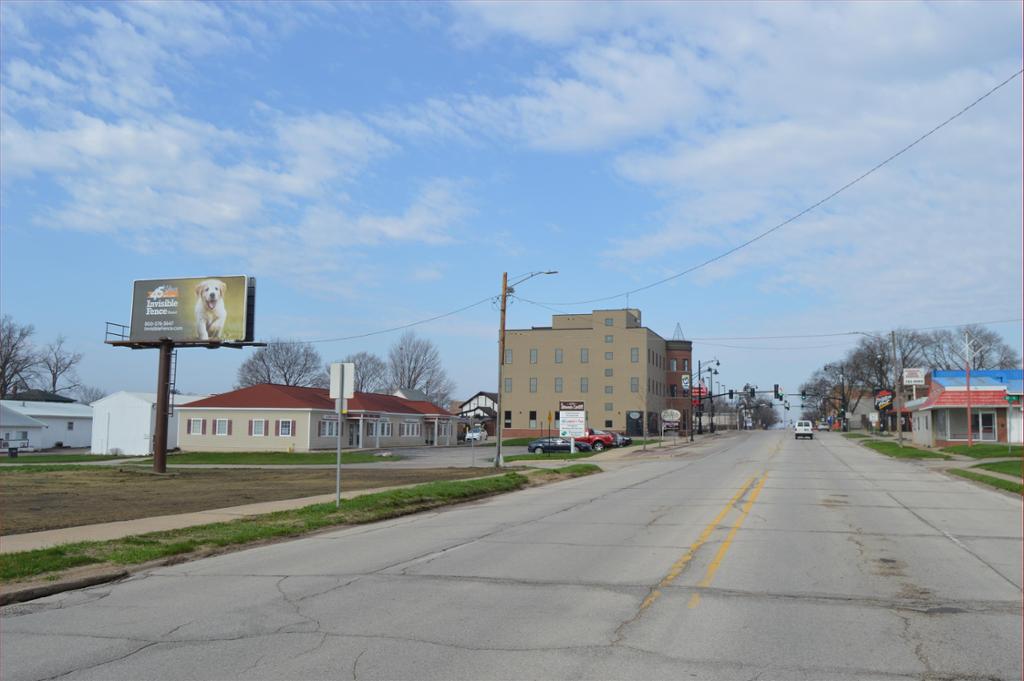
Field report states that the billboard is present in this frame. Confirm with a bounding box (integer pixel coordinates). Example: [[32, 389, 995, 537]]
[[129, 276, 254, 343]]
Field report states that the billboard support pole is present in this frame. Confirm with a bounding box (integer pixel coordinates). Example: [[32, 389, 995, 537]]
[[153, 339, 173, 474]]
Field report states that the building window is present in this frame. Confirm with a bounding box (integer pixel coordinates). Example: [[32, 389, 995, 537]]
[[604, 402, 614, 412], [530, 348, 538, 364], [399, 421, 422, 438], [215, 418, 230, 436], [252, 419, 266, 437], [604, 334, 614, 343], [529, 377, 538, 393], [683, 359, 689, 371], [504, 377, 512, 393], [631, 347, 639, 363], [580, 377, 589, 393], [670, 359, 677, 371], [580, 348, 589, 363], [604, 420, 613, 428], [604, 317, 614, 326], [554, 377, 563, 393], [318, 420, 338, 437], [604, 351, 613, 360], [604, 385, 614, 394], [554, 348, 563, 364], [67, 421, 74, 431], [279, 420, 293, 437], [631, 377, 639, 393], [604, 368, 613, 377], [671, 385, 678, 397], [379, 420, 393, 437], [189, 418, 203, 434], [504, 349, 512, 365], [529, 410, 537, 429], [504, 410, 511, 428]]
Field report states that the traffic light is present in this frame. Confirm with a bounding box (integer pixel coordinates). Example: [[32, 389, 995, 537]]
[[728, 389, 734, 400], [773, 384, 780, 400], [801, 389, 807, 400], [749, 387, 756, 398]]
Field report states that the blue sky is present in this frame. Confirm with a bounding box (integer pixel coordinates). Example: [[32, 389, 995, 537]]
[[2, 1, 1022, 402]]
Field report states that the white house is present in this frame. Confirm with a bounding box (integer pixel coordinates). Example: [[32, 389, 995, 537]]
[[90, 392, 206, 456], [0, 400, 93, 449], [0, 404, 46, 451]]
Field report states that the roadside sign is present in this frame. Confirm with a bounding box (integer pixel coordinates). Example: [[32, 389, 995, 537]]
[[329, 362, 355, 399], [661, 408, 681, 421], [1006, 394, 1021, 403], [559, 401, 584, 411], [903, 368, 926, 386], [874, 389, 893, 412], [559, 409, 586, 438]]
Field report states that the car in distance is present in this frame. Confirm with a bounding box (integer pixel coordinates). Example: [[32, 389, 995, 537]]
[[610, 432, 633, 447], [817, 422, 829, 431], [465, 426, 488, 442], [527, 437, 593, 454], [795, 420, 814, 439]]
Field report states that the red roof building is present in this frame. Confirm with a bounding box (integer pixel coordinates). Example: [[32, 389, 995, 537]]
[[177, 384, 457, 453]]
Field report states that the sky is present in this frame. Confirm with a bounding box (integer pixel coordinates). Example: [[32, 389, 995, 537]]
[[2, 0, 1022, 405]]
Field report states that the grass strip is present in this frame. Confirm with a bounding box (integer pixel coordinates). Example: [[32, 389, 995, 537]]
[[0, 473, 528, 583], [842, 433, 871, 439], [0, 464, 113, 474], [975, 460, 1022, 478], [940, 444, 1023, 459], [538, 464, 601, 477], [861, 440, 950, 459], [949, 469, 1023, 494], [132, 451, 400, 465], [1, 455, 128, 464], [505, 450, 598, 462]]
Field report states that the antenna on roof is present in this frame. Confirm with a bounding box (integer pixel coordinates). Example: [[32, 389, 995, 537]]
[[673, 323, 686, 341]]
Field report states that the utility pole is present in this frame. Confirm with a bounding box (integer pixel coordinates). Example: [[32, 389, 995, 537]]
[[965, 332, 973, 448], [495, 272, 509, 468], [689, 363, 695, 442], [892, 330, 903, 447]]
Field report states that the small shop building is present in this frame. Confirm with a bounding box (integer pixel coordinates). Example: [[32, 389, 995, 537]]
[[90, 391, 207, 456], [0, 400, 93, 449], [175, 383, 458, 452], [907, 369, 1022, 447]]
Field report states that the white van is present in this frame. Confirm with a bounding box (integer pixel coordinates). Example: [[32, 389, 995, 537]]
[[795, 420, 814, 440]]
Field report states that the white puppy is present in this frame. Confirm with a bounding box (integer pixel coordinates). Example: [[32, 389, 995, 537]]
[[194, 279, 227, 340]]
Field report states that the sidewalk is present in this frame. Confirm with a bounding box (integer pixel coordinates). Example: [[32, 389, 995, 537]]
[[0, 481, 435, 555]]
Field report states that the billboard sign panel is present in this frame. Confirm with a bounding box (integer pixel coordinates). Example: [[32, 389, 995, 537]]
[[129, 276, 254, 343], [902, 368, 926, 386]]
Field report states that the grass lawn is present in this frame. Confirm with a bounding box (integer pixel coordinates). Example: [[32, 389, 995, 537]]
[[1, 454, 129, 463], [940, 444, 1023, 459], [505, 450, 598, 462], [842, 433, 871, 439], [949, 469, 1023, 495], [134, 451, 400, 465], [861, 440, 950, 459], [975, 460, 1023, 478], [0, 464, 601, 583]]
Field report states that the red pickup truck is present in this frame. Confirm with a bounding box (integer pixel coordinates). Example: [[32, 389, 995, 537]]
[[573, 428, 615, 451]]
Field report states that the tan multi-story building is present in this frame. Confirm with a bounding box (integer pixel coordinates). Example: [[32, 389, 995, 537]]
[[501, 309, 692, 437]]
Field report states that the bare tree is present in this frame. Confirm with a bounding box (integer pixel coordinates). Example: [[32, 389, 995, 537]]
[[75, 385, 107, 404], [923, 325, 1021, 370], [39, 335, 83, 394], [386, 331, 457, 405], [0, 315, 40, 398], [236, 340, 327, 388], [338, 351, 388, 393]]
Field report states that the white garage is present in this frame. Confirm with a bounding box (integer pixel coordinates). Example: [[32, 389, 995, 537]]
[[0, 400, 93, 449], [90, 392, 206, 456]]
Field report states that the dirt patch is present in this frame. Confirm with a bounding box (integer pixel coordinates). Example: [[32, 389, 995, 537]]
[[1, 467, 491, 535]]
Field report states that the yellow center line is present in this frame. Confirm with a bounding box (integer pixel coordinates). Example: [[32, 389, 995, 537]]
[[638, 475, 756, 611], [688, 471, 769, 609]]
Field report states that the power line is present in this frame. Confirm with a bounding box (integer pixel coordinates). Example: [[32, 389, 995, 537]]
[[688, 318, 1022, 341], [524, 68, 1024, 307]]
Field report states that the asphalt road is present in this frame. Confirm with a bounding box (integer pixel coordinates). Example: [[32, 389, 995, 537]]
[[3, 431, 1021, 680]]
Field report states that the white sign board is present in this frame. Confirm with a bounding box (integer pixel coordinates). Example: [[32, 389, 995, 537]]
[[329, 362, 355, 399], [661, 408, 681, 421], [869, 412, 879, 424], [559, 410, 586, 438], [902, 368, 926, 386]]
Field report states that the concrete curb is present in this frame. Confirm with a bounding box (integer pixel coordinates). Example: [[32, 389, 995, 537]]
[[0, 569, 129, 607]]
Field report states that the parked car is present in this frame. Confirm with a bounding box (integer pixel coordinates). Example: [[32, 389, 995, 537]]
[[609, 432, 633, 447], [574, 428, 615, 451], [817, 422, 829, 431], [465, 426, 488, 442], [527, 437, 593, 454], [795, 420, 814, 440]]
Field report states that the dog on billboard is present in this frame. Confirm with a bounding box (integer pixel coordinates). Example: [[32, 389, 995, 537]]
[[194, 279, 228, 340]]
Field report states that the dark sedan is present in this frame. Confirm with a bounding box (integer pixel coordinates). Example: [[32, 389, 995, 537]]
[[611, 432, 633, 447], [526, 437, 593, 454]]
